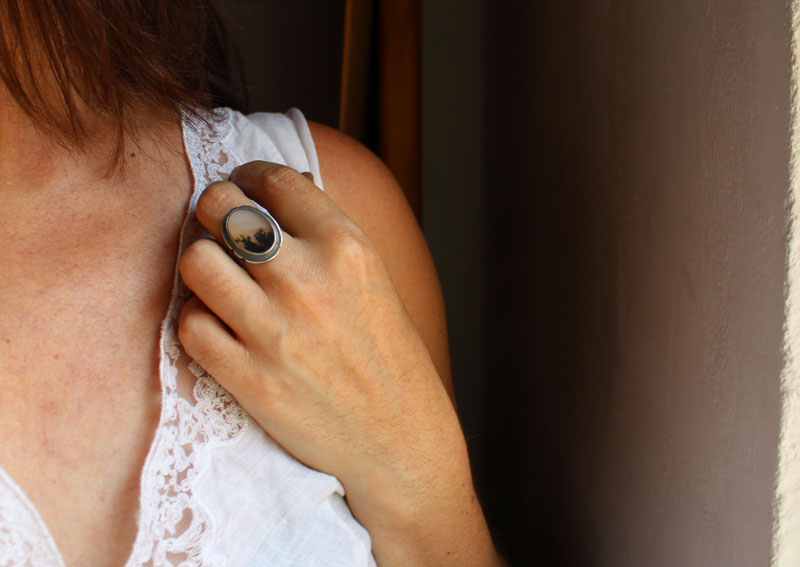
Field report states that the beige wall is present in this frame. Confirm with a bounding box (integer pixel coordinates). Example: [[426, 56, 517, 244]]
[[425, 1, 789, 564], [773, 3, 800, 565]]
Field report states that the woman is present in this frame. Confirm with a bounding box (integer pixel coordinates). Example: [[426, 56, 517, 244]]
[[0, 1, 502, 565]]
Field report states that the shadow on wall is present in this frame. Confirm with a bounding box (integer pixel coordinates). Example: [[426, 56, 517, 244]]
[[478, 1, 784, 566], [480, 3, 611, 564], [216, 0, 344, 126]]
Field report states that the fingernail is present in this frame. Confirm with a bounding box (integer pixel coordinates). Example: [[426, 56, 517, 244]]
[[301, 171, 315, 183]]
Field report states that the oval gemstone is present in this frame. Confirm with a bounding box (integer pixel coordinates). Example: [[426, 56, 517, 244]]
[[225, 207, 276, 254]]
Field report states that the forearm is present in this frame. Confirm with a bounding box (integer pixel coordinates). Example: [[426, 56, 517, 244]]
[[364, 490, 504, 567], [342, 428, 504, 567]]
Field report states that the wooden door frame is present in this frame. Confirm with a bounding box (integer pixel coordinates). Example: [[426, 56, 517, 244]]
[[340, 0, 421, 221]]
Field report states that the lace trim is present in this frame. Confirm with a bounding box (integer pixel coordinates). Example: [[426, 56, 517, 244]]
[[0, 108, 252, 567], [125, 107, 250, 567], [0, 468, 64, 567]]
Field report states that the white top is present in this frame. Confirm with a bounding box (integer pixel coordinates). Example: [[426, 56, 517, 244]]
[[0, 108, 378, 567]]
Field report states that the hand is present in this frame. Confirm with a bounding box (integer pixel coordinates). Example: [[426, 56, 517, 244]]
[[177, 161, 501, 566]]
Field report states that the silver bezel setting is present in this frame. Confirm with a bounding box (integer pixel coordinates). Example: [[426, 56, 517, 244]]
[[221, 205, 282, 263]]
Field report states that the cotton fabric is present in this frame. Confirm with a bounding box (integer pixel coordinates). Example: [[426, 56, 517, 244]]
[[0, 108, 378, 567]]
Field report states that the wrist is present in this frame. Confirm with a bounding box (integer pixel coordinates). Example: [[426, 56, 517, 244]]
[[359, 484, 501, 567], [343, 441, 500, 566]]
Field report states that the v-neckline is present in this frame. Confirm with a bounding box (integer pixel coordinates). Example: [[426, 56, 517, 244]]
[[0, 108, 227, 567]]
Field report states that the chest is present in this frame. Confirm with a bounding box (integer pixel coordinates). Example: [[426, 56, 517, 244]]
[[0, 273, 168, 453], [0, 245, 178, 565], [0, 183, 185, 469], [0, 166, 192, 566]]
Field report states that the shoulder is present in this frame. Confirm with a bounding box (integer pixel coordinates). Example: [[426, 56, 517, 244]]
[[307, 121, 454, 400], [307, 121, 410, 227]]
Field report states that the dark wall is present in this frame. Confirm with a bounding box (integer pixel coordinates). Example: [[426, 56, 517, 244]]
[[421, 0, 487, 492], [220, 1, 788, 564], [217, 0, 344, 126], [479, 3, 611, 562], [472, 1, 786, 566]]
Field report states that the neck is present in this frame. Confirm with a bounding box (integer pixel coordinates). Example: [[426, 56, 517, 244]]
[[0, 92, 182, 200], [0, 93, 192, 272]]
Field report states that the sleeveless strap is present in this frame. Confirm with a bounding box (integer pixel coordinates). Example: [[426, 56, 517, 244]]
[[226, 108, 324, 190]]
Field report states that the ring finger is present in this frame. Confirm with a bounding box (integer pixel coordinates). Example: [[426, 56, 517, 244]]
[[196, 180, 302, 284]]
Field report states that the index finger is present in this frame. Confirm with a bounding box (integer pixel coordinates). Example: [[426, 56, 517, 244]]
[[229, 161, 343, 239]]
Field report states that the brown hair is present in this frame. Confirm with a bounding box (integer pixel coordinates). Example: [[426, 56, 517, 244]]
[[0, 0, 246, 173]]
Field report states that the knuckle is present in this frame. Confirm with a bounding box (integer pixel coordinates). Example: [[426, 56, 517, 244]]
[[191, 337, 228, 370], [200, 342, 229, 370], [326, 223, 381, 275], [214, 276, 255, 320], [247, 308, 288, 359], [179, 318, 231, 371], [263, 164, 305, 190], [179, 239, 218, 282], [218, 348, 275, 409], [199, 181, 239, 211], [324, 218, 363, 246], [209, 266, 241, 295], [184, 236, 218, 257], [177, 309, 206, 351], [180, 241, 255, 306]]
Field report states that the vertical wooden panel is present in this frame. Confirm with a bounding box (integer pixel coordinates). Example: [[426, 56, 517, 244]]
[[378, 0, 421, 220], [339, 0, 373, 140]]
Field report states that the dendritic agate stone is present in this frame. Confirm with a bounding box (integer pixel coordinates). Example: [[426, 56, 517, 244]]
[[222, 205, 282, 263]]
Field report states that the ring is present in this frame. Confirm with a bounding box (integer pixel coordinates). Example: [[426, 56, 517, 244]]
[[221, 205, 282, 263]]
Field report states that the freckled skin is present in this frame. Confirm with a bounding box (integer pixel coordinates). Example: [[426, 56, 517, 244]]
[[0, 111, 190, 566]]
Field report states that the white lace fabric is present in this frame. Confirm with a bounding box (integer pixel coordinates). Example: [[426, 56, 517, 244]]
[[0, 108, 376, 567], [0, 467, 64, 567]]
